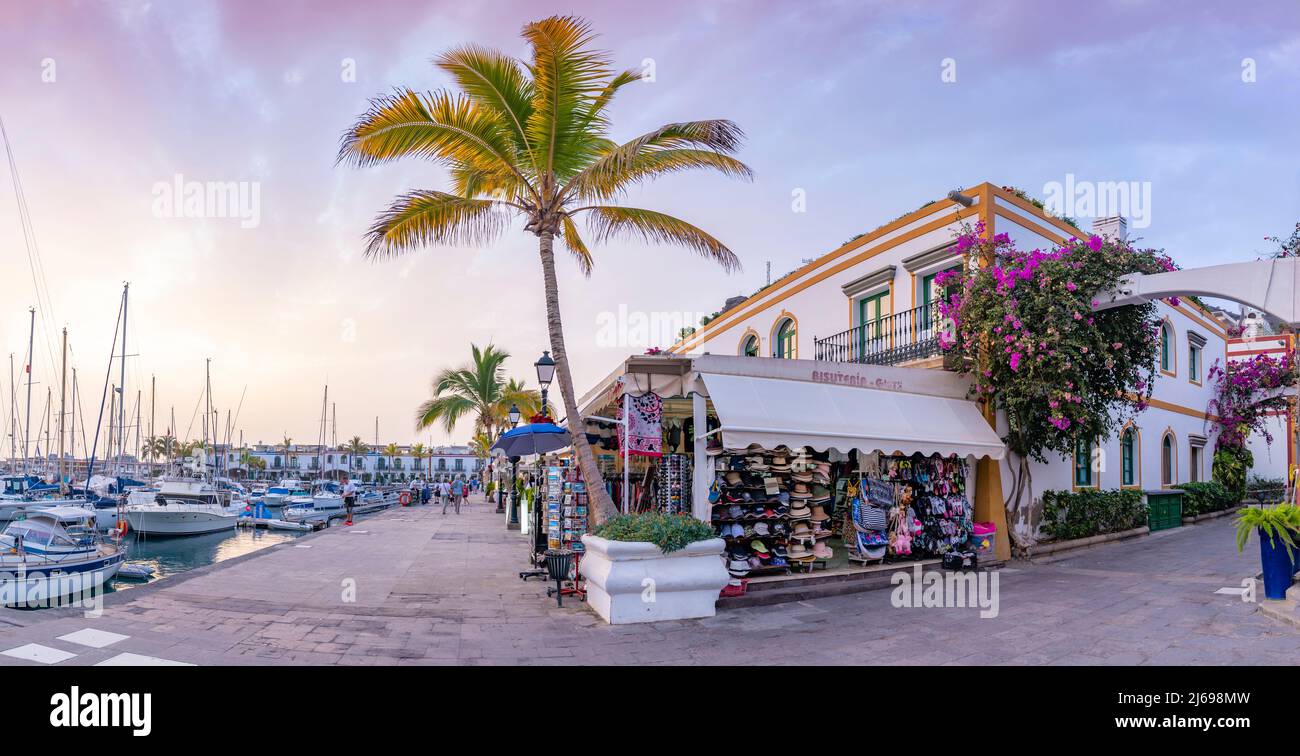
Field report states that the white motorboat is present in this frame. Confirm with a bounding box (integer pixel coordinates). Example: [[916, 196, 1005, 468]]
[[123, 477, 239, 536], [0, 506, 125, 607], [261, 479, 308, 508]]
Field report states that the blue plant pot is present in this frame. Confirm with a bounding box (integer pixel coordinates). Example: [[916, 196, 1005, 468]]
[[1259, 528, 1295, 600]]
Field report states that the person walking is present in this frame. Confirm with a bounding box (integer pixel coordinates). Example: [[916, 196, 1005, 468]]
[[421, 478, 431, 506], [342, 475, 357, 526], [450, 476, 465, 514], [440, 477, 455, 515]]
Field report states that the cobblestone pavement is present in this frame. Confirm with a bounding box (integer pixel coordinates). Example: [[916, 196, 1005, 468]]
[[1, 494, 1296, 665]]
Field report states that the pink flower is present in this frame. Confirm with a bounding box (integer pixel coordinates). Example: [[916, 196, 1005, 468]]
[[1009, 352, 1023, 372], [1088, 235, 1103, 251], [1066, 281, 1077, 291]]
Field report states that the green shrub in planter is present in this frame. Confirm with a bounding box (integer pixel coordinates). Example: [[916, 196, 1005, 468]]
[[1040, 488, 1148, 541], [1212, 447, 1253, 502], [1172, 481, 1236, 516], [1234, 504, 1300, 559], [591, 512, 716, 554]]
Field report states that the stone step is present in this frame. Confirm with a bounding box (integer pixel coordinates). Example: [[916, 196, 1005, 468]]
[[720, 559, 1004, 608]]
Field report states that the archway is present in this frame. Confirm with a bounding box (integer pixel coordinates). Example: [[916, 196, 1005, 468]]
[[1094, 258, 1300, 325]]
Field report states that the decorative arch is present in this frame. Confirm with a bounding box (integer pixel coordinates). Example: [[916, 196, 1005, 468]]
[[770, 310, 799, 359], [1094, 259, 1300, 325], [737, 328, 762, 357], [1158, 317, 1176, 377], [1119, 421, 1142, 489], [1159, 428, 1178, 487]]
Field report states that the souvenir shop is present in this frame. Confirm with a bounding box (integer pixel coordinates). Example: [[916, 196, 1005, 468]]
[[576, 353, 1011, 575]]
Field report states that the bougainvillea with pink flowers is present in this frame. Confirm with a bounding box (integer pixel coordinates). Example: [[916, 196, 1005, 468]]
[[937, 222, 1178, 465], [1207, 353, 1295, 450]]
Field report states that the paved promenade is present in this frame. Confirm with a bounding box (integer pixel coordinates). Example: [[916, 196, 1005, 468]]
[[1, 494, 1297, 665]]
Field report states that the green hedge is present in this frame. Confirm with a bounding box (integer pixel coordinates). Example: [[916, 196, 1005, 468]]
[[1171, 481, 1237, 516], [1040, 489, 1148, 541], [591, 512, 715, 554]]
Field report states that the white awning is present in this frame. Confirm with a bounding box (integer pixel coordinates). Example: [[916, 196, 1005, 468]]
[[699, 372, 1005, 460]]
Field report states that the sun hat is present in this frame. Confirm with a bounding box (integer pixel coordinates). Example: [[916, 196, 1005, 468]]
[[791, 471, 813, 483], [724, 471, 743, 486], [791, 521, 813, 539], [788, 503, 812, 520], [812, 540, 833, 559], [791, 483, 812, 499], [810, 504, 829, 521], [787, 541, 813, 559]]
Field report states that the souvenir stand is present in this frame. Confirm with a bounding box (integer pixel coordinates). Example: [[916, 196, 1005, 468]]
[[576, 353, 1010, 589], [543, 461, 588, 602]]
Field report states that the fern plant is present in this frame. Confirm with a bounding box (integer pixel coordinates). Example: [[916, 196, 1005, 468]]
[[1234, 504, 1300, 558]]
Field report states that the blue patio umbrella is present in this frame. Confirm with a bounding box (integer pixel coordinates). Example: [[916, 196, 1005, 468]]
[[491, 422, 572, 458]]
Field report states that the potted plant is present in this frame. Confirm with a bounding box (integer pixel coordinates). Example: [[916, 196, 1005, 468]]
[[581, 512, 728, 624], [1234, 504, 1300, 600]]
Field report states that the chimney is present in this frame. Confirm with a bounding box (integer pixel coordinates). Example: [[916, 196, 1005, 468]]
[[1092, 216, 1128, 242]]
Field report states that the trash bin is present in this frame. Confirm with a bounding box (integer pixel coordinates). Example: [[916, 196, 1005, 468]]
[[970, 522, 996, 557], [1145, 491, 1183, 532]]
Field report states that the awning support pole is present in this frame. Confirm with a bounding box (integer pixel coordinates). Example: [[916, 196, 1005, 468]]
[[692, 393, 710, 522]]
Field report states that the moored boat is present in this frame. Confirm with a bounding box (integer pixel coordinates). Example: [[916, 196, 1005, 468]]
[[0, 506, 125, 607]]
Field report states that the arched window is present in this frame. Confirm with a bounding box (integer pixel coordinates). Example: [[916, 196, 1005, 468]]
[[774, 319, 796, 359], [741, 333, 759, 357], [1120, 428, 1137, 487], [1159, 321, 1174, 374], [1161, 433, 1176, 486]]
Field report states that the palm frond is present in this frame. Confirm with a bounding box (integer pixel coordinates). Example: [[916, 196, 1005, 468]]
[[567, 148, 752, 202], [338, 89, 532, 197], [581, 206, 741, 272], [560, 214, 593, 276], [435, 45, 537, 175], [522, 15, 612, 182], [364, 190, 510, 259], [415, 394, 475, 434]]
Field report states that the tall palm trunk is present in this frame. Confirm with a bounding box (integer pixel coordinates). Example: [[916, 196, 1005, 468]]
[[538, 231, 619, 524]]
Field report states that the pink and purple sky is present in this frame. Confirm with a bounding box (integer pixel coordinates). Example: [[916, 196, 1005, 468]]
[[1, 0, 1297, 449]]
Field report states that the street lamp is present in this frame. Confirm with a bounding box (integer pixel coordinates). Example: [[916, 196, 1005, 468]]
[[497, 403, 523, 515], [534, 351, 555, 419]]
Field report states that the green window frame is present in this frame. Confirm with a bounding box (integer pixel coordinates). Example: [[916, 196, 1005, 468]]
[[1189, 344, 1200, 383], [1120, 429, 1135, 486], [742, 335, 759, 357], [1161, 435, 1174, 485], [857, 290, 889, 353], [1160, 324, 1172, 372], [774, 319, 795, 359], [1074, 438, 1093, 487]]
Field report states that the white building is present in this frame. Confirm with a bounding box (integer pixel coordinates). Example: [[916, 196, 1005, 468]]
[[206, 443, 483, 482], [661, 182, 1251, 546]]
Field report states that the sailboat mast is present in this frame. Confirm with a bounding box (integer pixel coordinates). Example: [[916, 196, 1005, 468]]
[[58, 327, 66, 483], [149, 374, 155, 475], [70, 368, 77, 477], [23, 306, 34, 475], [118, 283, 128, 470], [8, 354, 15, 470]]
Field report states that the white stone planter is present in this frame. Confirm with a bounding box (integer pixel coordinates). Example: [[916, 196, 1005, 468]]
[[579, 535, 729, 624]]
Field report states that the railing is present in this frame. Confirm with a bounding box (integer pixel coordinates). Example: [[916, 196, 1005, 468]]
[[815, 303, 944, 366]]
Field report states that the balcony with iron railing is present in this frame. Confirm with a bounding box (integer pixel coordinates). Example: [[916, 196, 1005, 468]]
[[814, 302, 945, 366]]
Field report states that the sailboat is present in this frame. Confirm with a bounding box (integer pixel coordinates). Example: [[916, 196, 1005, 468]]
[[124, 359, 239, 536], [283, 384, 345, 520]]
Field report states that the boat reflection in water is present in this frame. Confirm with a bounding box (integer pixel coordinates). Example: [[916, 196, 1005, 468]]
[[112, 526, 303, 591]]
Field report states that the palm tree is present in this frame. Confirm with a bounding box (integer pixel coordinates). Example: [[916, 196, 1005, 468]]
[[411, 442, 428, 478], [415, 343, 525, 445], [339, 15, 750, 522], [382, 442, 401, 483], [345, 436, 369, 473], [280, 435, 293, 473]]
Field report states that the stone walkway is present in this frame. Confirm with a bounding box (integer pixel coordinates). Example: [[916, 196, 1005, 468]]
[[1, 494, 1297, 665]]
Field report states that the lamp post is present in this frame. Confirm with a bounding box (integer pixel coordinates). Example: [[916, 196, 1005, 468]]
[[534, 351, 555, 419], [499, 403, 520, 515]]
